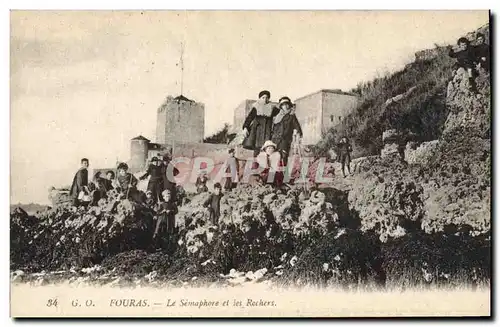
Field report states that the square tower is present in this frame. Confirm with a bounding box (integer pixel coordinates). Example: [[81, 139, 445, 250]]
[[156, 95, 205, 144]]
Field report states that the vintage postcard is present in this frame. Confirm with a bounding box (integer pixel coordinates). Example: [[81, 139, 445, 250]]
[[10, 10, 491, 318]]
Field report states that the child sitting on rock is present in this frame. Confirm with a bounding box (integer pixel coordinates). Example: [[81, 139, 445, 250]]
[[256, 140, 284, 186], [152, 189, 179, 249], [115, 162, 142, 203], [203, 182, 223, 226], [144, 190, 155, 208], [448, 37, 478, 92], [195, 171, 209, 194]]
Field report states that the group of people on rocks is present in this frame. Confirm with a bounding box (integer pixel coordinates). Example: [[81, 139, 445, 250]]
[[69, 153, 181, 249], [69, 152, 180, 208], [239, 90, 354, 180], [67, 90, 355, 251], [448, 33, 490, 93]]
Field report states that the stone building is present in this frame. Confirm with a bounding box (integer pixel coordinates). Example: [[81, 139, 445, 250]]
[[156, 95, 205, 145], [293, 89, 359, 145]]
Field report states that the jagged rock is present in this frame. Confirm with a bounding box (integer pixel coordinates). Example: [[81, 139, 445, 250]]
[[382, 129, 399, 143], [444, 68, 490, 138], [348, 155, 426, 242], [383, 86, 417, 108], [404, 140, 440, 165], [48, 188, 71, 206], [11, 189, 156, 272], [415, 48, 440, 61], [381, 143, 400, 158]]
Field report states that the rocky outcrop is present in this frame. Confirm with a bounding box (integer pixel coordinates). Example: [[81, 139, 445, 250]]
[[11, 191, 157, 272], [350, 47, 491, 238], [419, 132, 490, 234], [348, 156, 425, 242], [380, 129, 401, 158], [383, 86, 417, 108], [414, 48, 440, 62], [404, 140, 440, 165], [48, 187, 71, 206], [444, 68, 490, 138], [416, 55, 491, 234]]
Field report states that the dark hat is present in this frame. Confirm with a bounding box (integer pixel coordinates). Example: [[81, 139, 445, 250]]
[[213, 182, 222, 189], [457, 37, 470, 45], [117, 162, 129, 171], [258, 90, 271, 99], [278, 96, 292, 108], [151, 157, 158, 162]]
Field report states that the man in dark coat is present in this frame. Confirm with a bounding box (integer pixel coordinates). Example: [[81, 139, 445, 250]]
[[69, 158, 90, 206], [473, 33, 490, 72], [140, 157, 165, 204], [271, 96, 303, 165], [337, 137, 353, 178], [161, 152, 180, 201]]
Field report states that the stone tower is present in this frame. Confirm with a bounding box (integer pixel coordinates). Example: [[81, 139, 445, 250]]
[[130, 135, 150, 171], [156, 95, 205, 145]]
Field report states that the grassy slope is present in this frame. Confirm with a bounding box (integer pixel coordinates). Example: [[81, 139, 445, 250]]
[[315, 24, 489, 158]]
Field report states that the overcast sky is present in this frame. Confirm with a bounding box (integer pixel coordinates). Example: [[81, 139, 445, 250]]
[[10, 10, 488, 204]]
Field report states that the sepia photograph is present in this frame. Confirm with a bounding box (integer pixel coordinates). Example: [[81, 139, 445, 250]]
[[9, 9, 491, 318]]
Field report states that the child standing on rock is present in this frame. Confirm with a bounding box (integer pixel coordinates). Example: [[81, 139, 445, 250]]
[[203, 183, 223, 226], [69, 158, 90, 207], [222, 148, 240, 191], [152, 189, 179, 250], [139, 156, 165, 204]]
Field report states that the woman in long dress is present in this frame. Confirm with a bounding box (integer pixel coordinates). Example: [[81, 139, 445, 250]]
[[242, 90, 280, 157]]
